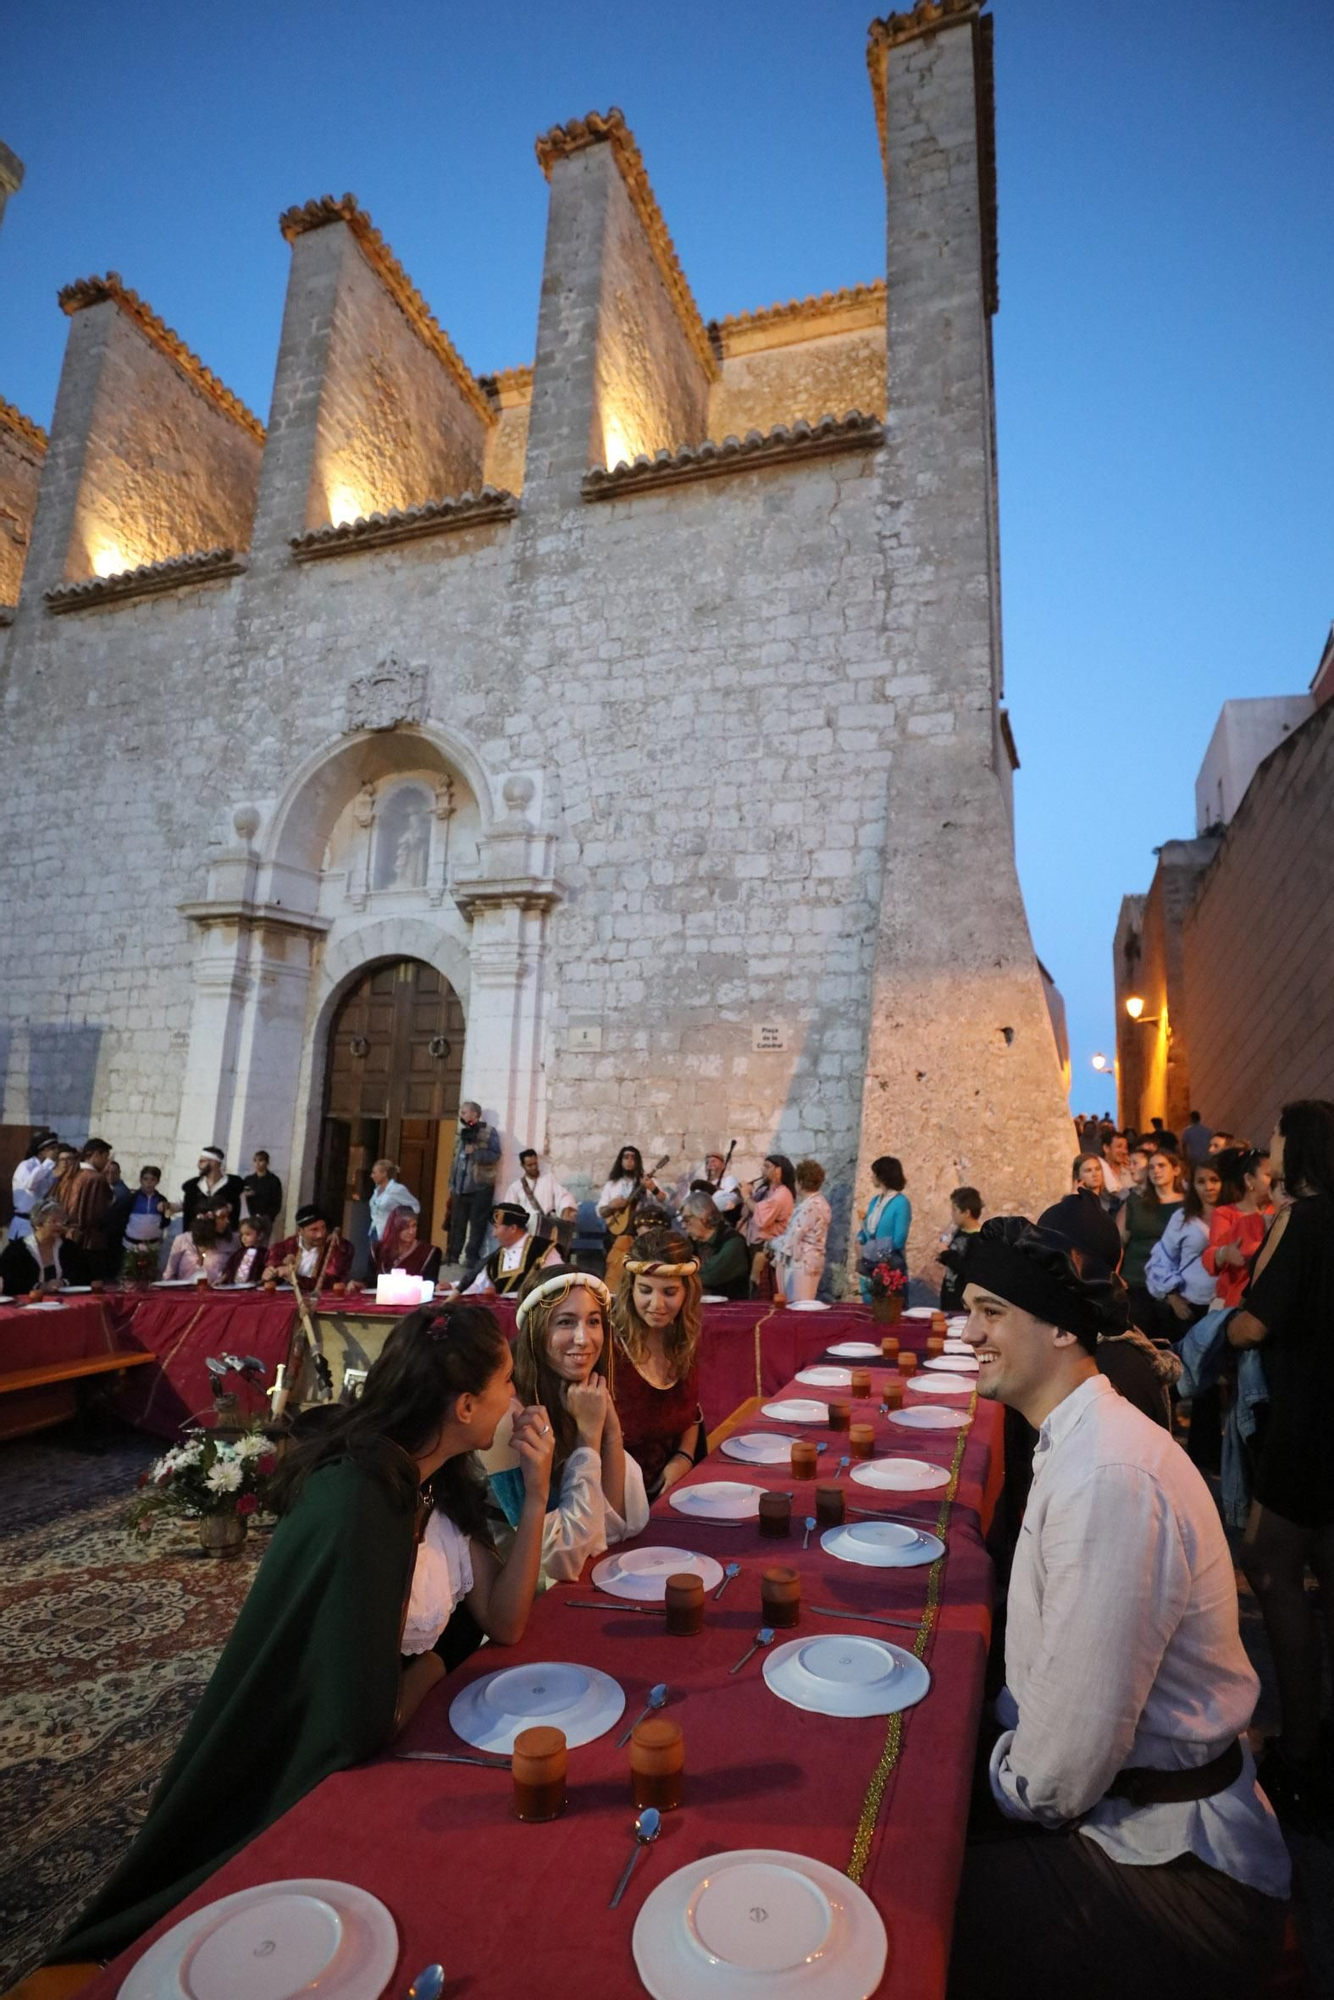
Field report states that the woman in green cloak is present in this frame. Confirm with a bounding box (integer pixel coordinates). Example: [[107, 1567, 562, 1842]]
[[60, 1300, 554, 1961]]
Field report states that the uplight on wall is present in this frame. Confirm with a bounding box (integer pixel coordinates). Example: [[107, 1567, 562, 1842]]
[[326, 483, 368, 529], [90, 538, 128, 578], [601, 418, 633, 472]]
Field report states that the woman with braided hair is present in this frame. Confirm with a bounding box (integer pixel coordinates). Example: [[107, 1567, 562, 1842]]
[[609, 1225, 705, 1497], [480, 1265, 650, 1584], [59, 1303, 552, 1963]]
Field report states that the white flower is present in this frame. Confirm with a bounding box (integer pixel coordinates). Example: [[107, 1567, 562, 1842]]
[[234, 1433, 268, 1459], [204, 1458, 243, 1494]]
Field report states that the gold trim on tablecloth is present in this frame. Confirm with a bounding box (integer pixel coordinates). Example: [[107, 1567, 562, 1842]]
[[845, 1389, 976, 1883]]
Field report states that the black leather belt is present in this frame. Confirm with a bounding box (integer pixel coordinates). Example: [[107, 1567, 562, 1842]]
[[1105, 1737, 1244, 1808]]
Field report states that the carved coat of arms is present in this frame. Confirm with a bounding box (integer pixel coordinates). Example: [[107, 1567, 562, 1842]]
[[344, 656, 426, 733]]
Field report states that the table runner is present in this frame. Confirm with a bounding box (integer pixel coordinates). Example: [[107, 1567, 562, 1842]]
[[78, 1334, 997, 2000]]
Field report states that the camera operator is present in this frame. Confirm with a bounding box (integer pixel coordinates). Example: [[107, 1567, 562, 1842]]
[[445, 1100, 501, 1268]]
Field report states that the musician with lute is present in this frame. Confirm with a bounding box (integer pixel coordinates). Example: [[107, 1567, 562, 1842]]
[[599, 1145, 672, 1291], [264, 1203, 353, 1293]]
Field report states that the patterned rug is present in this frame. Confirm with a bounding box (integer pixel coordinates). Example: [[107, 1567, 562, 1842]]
[[0, 1427, 264, 1989]]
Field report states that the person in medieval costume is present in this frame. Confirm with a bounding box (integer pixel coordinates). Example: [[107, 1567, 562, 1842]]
[[56, 1305, 553, 1964], [375, 1205, 443, 1285], [455, 1201, 562, 1298], [264, 1204, 354, 1291]]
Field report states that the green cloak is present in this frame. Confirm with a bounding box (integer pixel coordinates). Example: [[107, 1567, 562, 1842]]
[[60, 1458, 415, 1961]]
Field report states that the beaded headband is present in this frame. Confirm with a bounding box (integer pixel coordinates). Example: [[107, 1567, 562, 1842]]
[[515, 1271, 614, 1328], [624, 1258, 700, 1277]]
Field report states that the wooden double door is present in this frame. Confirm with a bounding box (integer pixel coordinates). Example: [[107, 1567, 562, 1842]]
[[317, 959, 466, 1249]]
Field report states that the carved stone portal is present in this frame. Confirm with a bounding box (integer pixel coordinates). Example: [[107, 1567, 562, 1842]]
[[343, 655, 426, 733]]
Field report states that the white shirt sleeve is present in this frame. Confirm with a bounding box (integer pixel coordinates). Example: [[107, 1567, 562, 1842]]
[[539, 1446, 611, 1582], [605, 1452, 650, 1544], [402, 1510, 476, 1655]]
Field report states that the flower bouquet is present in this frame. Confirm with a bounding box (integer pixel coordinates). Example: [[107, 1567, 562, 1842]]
[[127, 1425, 276, 1557], [869, 1261, 906, 1324], [121, 1241, 160, 1289]]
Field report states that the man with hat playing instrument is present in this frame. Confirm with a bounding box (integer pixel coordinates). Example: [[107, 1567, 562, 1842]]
[[181, 1147, 245, 1234], [943, 1217, 1289, 2000], [451, 1201, 562, 1299], [264, 1204, 353, 1293]]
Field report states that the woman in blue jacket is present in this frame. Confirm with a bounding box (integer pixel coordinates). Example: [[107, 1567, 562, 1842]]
[[855, 1155, 911, 1302]]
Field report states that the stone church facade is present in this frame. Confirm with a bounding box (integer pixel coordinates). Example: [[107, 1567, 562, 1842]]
[[0, 1, 1073, 1267]]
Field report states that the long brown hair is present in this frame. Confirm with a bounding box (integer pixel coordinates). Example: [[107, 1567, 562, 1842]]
[[611, 1226, 702, 1385], [513, 1266, 609, 1475]]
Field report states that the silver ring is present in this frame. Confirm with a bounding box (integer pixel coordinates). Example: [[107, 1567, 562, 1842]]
[[541, 1423, 550, 1435]]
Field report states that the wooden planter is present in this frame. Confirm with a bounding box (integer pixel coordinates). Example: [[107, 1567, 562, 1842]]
[[198, 1512, 248, 1557], [870, 1293, 903, 1326]]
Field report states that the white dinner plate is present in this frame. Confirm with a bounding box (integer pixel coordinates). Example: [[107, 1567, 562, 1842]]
[[888, 1406, 971, 1432], [58, 1285, 93, 1294], [820, 1520, 945, 1569], [924, 1353, 978, 1373], [152, 1277, 203, 1288], [702, 1294, 729, 1304], [849, 1457, 950, 1493], [826, 1340, 881, 1359], [943, 1340, 972, 1355], [784, 1298, 831, 1312], [633, 1848, 887, 2000], [23, 1300, 65, 1310], [795, 1365, 853, 1388], [117, 1878, 398, 2000], [764, 1632, 931, 1719], [760, 1398, 829, 1423], [591, 1547, 725, 1602], [670, 1481, 763, 1521], [908, 1372, 974, 1396], [720, 1432, 799, 1467], [449, 1659, 625, 1752]]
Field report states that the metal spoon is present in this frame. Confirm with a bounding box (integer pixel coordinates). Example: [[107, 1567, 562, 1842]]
[[835, 1454, 852, 1482], [802, 1516, 816, 1551], [616, 1680, 668, 1750], [406, 1967, 444, 2000], [729, 1625, 776, 1675], [609, 1805, 661, 1908], [714, 1561, 741, 1600]]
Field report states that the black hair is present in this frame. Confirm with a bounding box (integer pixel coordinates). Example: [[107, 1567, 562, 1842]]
[[269, 1303, 508, 1542], [1138, 1150, 1182, 1209], [1183, 1157, 1222, 1222], [764, 1153, 797, 1195], [520, 1146, 539, 1162], [870, 1155, 905, 1192], [607, 1144, 645, 1183], [950, 1186, 982, 1220], [1277, 1099, 1334, 1202], [1212, 1146, 1257, 1207], [140, 1164, 162, 1180], [253, 1149, 270, 1165]]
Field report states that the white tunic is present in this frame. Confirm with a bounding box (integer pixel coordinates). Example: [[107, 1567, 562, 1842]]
[[402, 1510, 475, 1656]]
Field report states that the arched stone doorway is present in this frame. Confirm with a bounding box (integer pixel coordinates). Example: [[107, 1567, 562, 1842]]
[[316, 957, 466, 1254]]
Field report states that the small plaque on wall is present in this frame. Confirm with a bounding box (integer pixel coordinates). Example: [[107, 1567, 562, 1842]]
[[752, 1024, 787, 1053], [569, 1024, 603, 1052]]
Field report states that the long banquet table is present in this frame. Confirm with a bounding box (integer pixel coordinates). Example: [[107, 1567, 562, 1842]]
[[1, 1290, 889, 1443], [78, 1323, 1000, 2000]]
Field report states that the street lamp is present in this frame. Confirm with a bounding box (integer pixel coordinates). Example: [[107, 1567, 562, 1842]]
[[1091, 1053, 1108, 1072], [1124, 996, 1145, 1020]]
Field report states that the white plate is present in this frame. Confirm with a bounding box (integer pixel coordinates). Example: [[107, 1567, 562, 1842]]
[[118, 1877, 397, 2000], [760, 1398, 828, 1423], [702, 1294, 729, 1304], [888, 1406, 971, 1432], [924, 1353, 978, 1373], [591, 1546, 725, 1602], [795, 1365, 852, 1388], [764, 1632, 931, 1718], [821, 1519, 945, 1568], [943, 1340, 972, 1355], [849, 1457, 950, 1493], [720, 1432, 799, 1467], [784, 1298, 831, 1312], [152, 1277, 203, 1288], [908, 1372, 973, 1396], [23, 1300, 65, 1310], [449, 1658, 625, 1752], [670, 1481, 763, 1521], [59, 1285, 93, 1294], [634, 1847, 887, 2000], [826, 1340, 881, 1359]]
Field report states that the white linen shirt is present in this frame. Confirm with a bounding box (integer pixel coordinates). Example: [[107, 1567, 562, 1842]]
[[402, 1510, 475, 1656], [505, 1171, 575, 1232], [991, 1372, 1288, 1898]]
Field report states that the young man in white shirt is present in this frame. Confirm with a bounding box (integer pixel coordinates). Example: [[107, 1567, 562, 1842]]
[[504, 1149, 576, 1241], [946, 1217, 1288, 2000]]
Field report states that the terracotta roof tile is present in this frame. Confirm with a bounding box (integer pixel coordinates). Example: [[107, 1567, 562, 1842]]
[[534, 109, 717, 382], [583, 410, 883, 499], [56, 276, 264, 439], [709, 281, 885, 356], [279, 195, 493, 426], [0, 396, 48, 454], [46, 546, 245, 614], [290, 486, 518, 559]]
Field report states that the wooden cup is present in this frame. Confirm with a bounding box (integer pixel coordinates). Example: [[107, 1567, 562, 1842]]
[[664, 1573, 705, 1636], [828, 1400, 851, 1431], [759, 1492, 792, 1539], [850, 1367, 872, 1399], [790, 1440, 818, 1480], [880, 1335, 900, 1361], [926, 1335, 945, 1357], [849, 1422, 875, 1461], [814, 1482, 845, 1526], [898, 1353, 918, 1376], [882, 1374, 905, 1410], [631, 1718, 684, 1812]]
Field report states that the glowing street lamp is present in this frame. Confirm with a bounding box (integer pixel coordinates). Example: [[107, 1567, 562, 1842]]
[[1124, 996, 1145, 1020], [1091, 1053, 1108, 1072]]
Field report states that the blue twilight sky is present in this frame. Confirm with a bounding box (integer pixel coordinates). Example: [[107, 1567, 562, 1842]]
[[2, 1, 1330, 1110]]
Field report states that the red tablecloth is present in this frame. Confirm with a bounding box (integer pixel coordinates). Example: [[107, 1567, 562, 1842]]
[[0, 1295, 141, 1372], [111, 1292, 300, 1437], [80, 1352, 997, 2000]]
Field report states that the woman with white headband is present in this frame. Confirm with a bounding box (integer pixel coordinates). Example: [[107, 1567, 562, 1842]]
[[480, 1265, 649, 1583], [609, 1225, 705, 1498]]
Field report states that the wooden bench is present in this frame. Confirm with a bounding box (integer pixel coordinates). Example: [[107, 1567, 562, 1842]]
[[0, 1348, 155, 1442]]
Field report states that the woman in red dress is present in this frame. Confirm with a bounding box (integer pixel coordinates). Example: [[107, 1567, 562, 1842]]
[[609, 1226, 704, 1497]]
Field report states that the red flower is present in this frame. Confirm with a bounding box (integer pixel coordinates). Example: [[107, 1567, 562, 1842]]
[[235, 1493, 258, 1516], [136, 1470, 150, 1489], [257, 1454, 277, 1476]]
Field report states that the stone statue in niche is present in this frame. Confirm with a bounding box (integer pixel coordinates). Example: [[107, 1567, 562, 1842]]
[[344, 654, 426, 733], [374, 785, 431, 891]]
